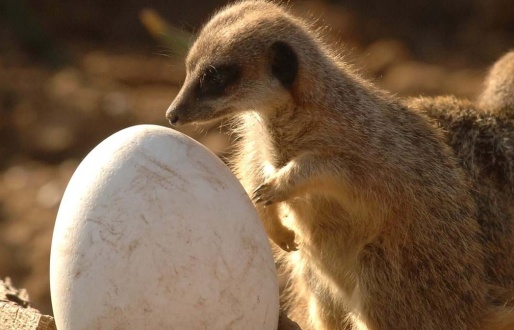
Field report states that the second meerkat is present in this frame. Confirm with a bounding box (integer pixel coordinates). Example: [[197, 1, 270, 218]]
[[478, 50, 514, 114], [166, 1, 514, 329]]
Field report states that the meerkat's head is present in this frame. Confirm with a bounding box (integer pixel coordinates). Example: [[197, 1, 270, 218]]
[[478, 50, 514, 113], [166, 1, 318, 126]]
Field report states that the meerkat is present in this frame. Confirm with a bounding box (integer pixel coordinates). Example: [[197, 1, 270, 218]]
[[408, 96, 514, 289], [408, 51, 514, 290], [478, 50, 514, 114], [166, 1, 514, 329]]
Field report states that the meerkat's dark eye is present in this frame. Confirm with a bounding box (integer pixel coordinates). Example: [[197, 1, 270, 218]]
[[197, 64, 240, 99]]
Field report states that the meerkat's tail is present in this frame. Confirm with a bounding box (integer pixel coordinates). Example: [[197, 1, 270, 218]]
[[478, 50, 514, 114]]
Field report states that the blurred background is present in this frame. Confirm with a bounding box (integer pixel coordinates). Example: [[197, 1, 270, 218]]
[[1, 0, 514, 315]]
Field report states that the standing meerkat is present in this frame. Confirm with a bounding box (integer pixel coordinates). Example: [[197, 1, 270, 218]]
[[166, 1, 514, 329], [409, 47, 514, 286], [407, 49, 514, 299], [408, 96, 514, 292]]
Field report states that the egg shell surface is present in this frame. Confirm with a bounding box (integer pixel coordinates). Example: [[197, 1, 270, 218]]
[[50, 125, 279, 329]]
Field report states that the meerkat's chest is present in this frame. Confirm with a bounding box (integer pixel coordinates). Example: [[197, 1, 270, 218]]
[[282, 200, 369, 319]]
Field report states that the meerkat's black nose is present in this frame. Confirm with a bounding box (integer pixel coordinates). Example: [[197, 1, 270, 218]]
[[168, 113, 179, 126], [166, 105, 180, 126], [167, 97, 190, 126]]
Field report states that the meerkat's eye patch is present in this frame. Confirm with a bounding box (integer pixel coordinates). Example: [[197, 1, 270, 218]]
[[270, 41, 298, 89], [196, 64, 240, 99]]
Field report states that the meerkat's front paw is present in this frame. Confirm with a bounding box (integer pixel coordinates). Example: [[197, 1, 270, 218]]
[[270, 226, 298, 252], [252, 178, 290, 206]]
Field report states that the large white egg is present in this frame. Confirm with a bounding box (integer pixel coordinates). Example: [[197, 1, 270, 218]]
[[50, 125, 279, 329]]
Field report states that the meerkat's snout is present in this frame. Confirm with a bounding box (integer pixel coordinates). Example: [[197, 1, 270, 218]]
[[165, 98, 186, 126], [167, 114, 179, 125], [166, 63, 242, 126], [166, 97, 188, 126], [166, 105, 180, 125], [166, 76, 201, 126]]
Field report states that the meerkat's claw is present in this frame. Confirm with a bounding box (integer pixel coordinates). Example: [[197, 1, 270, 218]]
[[252, 183, 272, 202], [271, 227, 298, 252], [252, 181, 286, 205], [252, 183, 268, 199], [285, 241, 298, 252], [276, 237, 298, 252], [253, 184, 267, 194]]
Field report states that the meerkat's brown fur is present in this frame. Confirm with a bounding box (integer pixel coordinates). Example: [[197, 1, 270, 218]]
[[408, 96, 514, 290], [166, 1, 514, 329], [409, 51, 514, 295]]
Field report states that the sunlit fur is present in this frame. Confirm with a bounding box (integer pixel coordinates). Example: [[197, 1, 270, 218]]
[[166, 1, 514, 329], [478, 50, 514, 115]]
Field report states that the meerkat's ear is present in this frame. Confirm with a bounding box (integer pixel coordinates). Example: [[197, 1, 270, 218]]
[[270, 41, 298, 89]]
